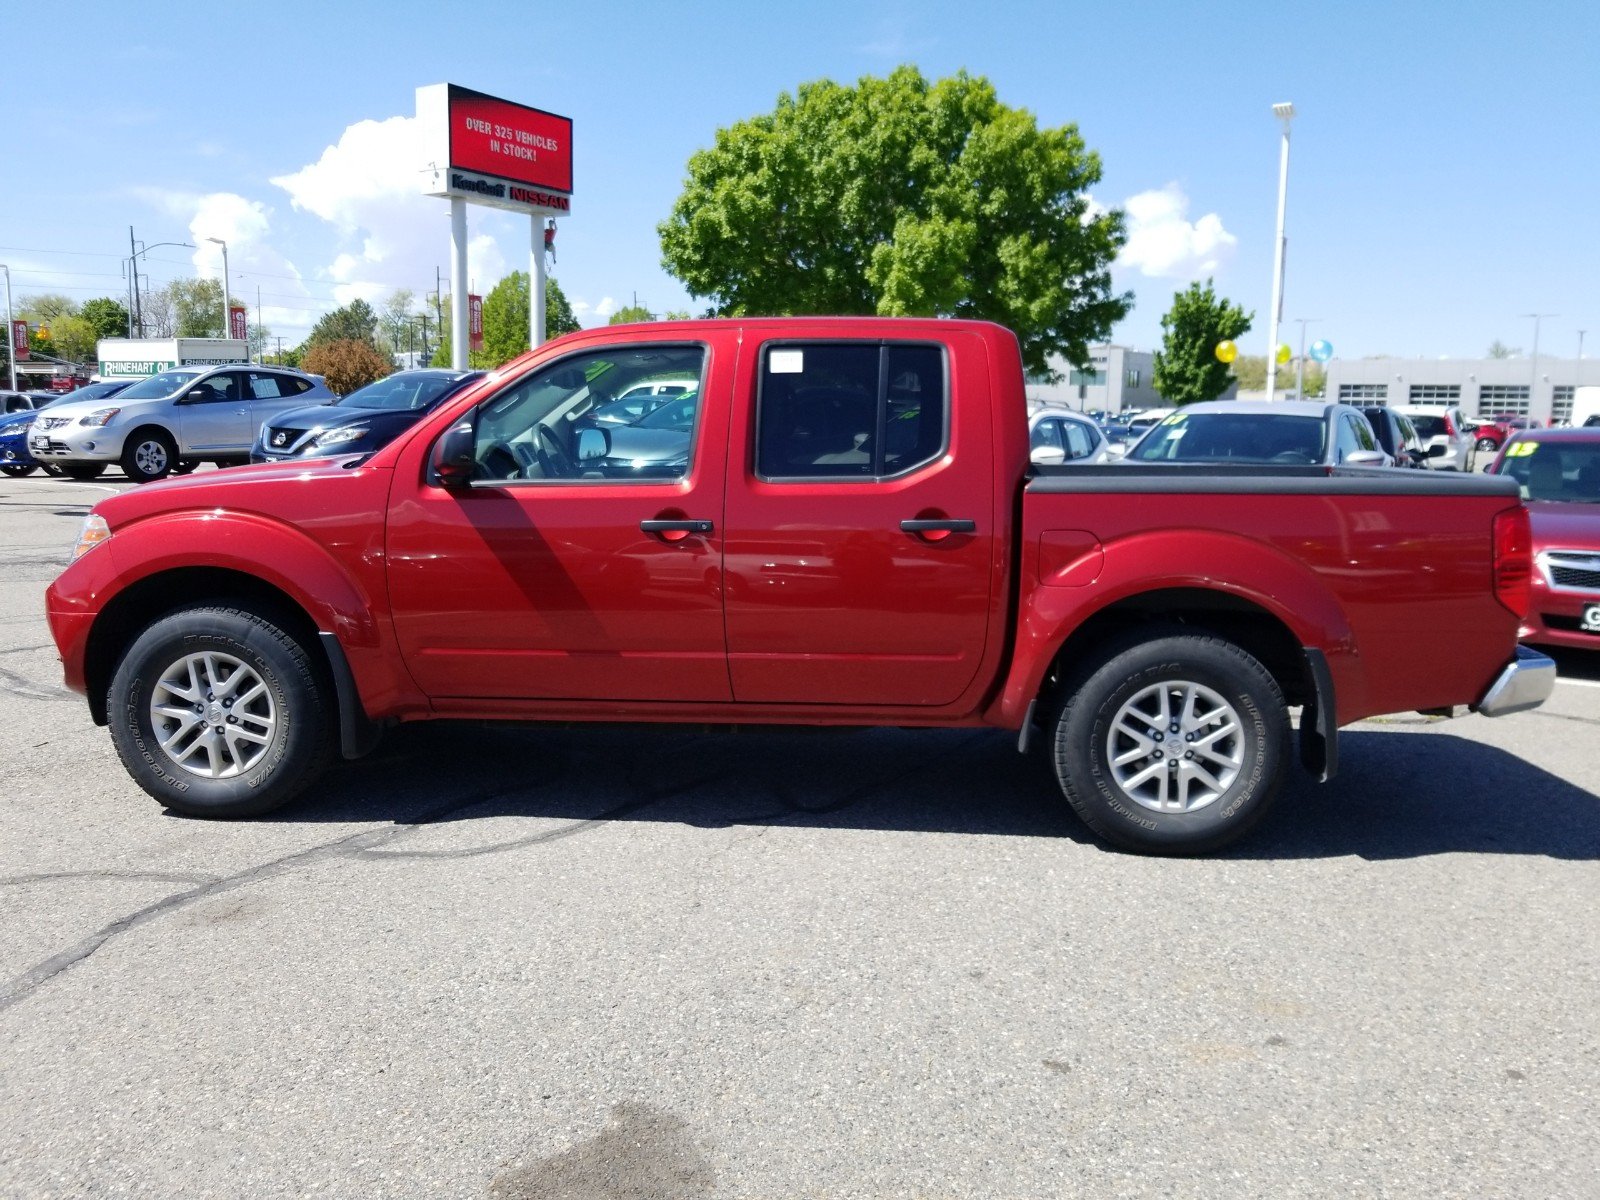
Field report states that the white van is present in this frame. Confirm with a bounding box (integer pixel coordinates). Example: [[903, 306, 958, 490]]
[[1571, 385, 1600, 428]]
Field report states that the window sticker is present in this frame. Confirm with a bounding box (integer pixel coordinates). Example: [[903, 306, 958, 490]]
[[1505, 441, 1539, 457], [768, 349, 805, 374]]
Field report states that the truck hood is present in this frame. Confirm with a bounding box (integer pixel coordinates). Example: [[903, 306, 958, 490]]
[[93, 456, 378, 528], [1527, 501, 1600, 552]]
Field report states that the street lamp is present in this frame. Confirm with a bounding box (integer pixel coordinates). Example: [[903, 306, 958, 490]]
[[1, 264, 15, 391], [1264, 102, 1295, 402], [1521, 313, 1555, 420], [206, 238, 231, 341], [125, 241, 196, 337]]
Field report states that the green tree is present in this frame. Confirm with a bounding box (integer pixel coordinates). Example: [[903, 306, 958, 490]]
[[162, 278, 228, 337], [36, 314, 98, 364], [664, 309, 691, 321], [306, 298, 379, 349], [79, 297, 131, 341], [1150, 279, 1253, 406], [608, 304, 654, 325], [1486, 340, 1520, 359], [376, 289, 417, 360], [20, 294, 78, 323], [302, 338, 393, 395], [658, 65, 1130, 376], [432, 275, 581, 367]]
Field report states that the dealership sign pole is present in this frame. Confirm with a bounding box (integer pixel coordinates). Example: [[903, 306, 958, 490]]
[[417, 84, 573, 368], [2, 264, 16, 391]]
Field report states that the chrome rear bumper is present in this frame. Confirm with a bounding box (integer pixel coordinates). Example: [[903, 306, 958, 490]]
[[1473, 646, 1558, 718]]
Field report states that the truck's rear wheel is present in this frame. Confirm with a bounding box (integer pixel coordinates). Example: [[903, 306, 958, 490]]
[[107, 605, 334, 818], [1052, 631, 1290, 855]]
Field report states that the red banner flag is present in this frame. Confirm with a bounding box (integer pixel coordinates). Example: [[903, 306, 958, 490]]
[[468, 294, 484, 352], [11, 320, 28, 362], [229, 306, 248, 341]]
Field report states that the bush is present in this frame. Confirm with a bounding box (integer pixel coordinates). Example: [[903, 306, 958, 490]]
[[301, 339, 393, 396]]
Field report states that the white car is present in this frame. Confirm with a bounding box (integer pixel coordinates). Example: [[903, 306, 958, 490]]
[[1028, 407, 1109, 465], [29, 365, 333, 483], [1394, 404, 1475, 471]]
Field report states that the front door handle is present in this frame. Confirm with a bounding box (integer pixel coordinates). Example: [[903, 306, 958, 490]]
[[900, 518, 976, 534], [641, 518, 714, 539]]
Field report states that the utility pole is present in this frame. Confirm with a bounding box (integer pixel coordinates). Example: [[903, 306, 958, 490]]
[[1521, 313, 1555, 421], [256, 286, 263, 363], [1264, 102, 1295, 402], [3, 264, 16, 391], [129, 226, 143, 338]]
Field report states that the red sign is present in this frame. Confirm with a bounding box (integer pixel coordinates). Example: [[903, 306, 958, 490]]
[[468, 294, 484, 352], [11, 320, 28, 362], [229, 306, 248, 341], [449, 85, 572, 195]]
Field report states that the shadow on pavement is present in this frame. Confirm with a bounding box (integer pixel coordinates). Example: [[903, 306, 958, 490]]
[[260, 721, 1599, 863], [1545, 646, 1600, 683]]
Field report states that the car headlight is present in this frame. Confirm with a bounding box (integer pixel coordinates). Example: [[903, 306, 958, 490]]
[[79, 408, 121, 427], [310, 424, 369, 448], [72, 514, 111, 561]]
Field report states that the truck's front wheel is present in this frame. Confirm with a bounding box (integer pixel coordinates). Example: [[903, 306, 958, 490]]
[[1052, 631, 1290, 855], [107, 606, 334, 818]]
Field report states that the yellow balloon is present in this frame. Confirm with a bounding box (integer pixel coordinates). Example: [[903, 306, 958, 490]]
[[1276, 343, 1292, 364], [1214, 339, 1237, 364]]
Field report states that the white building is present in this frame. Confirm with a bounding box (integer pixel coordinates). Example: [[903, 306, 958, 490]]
[[1324, 356, 1600, 425], [1025, 345, 1167, 413]]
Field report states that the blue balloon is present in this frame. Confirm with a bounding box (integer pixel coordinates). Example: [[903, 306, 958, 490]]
[[1310, 339, 1334, 363]]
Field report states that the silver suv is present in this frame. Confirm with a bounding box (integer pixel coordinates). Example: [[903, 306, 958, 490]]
[[28, 365, 333, 483]]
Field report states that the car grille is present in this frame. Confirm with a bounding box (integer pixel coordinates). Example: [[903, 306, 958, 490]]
[[1541, 551, 1600, 593]]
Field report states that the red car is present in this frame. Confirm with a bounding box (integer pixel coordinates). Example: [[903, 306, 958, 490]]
[[1470, 414, 1540, 453], [45, 318, 1552, 855], [1487, 427, 1600, 649]]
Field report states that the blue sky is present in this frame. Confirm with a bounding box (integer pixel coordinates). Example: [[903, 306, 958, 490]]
[[3, 0, 1597, 362]]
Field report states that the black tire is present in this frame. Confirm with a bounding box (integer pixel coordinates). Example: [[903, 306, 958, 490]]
[[59, 462, 106, 481], [1475, 437, 1498, 452], [107, 605, 335, 818], [1, 463, 37, 478], [171, 460, 199, 475], [1051, 629, 1290, 855], [120, 429, 178, 484]]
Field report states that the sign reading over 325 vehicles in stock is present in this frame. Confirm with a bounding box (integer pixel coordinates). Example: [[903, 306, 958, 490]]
[[418, 83, 572, 217]]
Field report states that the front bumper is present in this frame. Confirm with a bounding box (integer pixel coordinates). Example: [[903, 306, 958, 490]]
[[1473, 646, 1558, 717], [29, 421, 126, 462]]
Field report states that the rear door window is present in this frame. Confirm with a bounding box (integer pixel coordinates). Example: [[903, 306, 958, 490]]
[[756, 342, 946, 480]]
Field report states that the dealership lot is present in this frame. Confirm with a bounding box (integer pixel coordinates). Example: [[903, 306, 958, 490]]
[[2, 470, 1597, 1197]]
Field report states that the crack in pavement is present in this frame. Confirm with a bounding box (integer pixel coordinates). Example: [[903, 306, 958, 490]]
[[0, 664, 74, 701]]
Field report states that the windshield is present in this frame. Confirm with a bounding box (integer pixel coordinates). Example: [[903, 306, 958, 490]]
[[339, 372, 473, 411], [1495, 440, 1600, 503], [1128, 412, 1328, 464], [116, 369, 204, 400]]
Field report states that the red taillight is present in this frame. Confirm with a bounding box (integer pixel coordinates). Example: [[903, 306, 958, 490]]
[[1444, 413, 1458, 437], [1492, 506, 1533, 619]]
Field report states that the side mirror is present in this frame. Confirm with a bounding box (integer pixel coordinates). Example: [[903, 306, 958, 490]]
[[576, 426, 610, 461], [1030, 445, 1067, 466], [431, 419, 476, 487], [1428, 443, 1450, 458]]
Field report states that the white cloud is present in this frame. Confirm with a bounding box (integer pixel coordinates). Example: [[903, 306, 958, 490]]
[[1118, 184, 1237, 280], [572, 296, 617, 321]]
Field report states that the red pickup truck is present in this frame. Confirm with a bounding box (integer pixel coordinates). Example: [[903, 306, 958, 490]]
[[46, 319, 1556, 854]]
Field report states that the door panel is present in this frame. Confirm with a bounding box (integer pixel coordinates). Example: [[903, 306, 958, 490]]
[[178, 371, 251, 451], [386, 340, 731, 702], [721, 333, 996, 707]]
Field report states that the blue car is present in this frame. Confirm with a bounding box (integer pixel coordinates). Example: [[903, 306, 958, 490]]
[[0, 382, 132, 478]]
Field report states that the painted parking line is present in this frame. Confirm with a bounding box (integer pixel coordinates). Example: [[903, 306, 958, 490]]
[[1555, 677, 1600, 689]]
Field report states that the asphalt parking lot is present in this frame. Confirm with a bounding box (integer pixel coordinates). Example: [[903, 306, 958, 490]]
[[2, 468, 1597, 1198]]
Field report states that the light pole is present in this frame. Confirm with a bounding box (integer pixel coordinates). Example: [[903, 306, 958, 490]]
[[206, 238, 231, 341], [2, 264, 15, 391], [1521, 313, 1555, 420], [1293, 318, 1319, 400], [125, 241, 196, 337], [1264, 102, 1295, 402]]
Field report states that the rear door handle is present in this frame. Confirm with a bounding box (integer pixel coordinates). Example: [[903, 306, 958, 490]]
[[641, 518, 714, 535], [900, 518, 976, 534]]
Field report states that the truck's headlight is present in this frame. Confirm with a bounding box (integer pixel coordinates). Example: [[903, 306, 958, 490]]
[[79, 408, 121, 427], [72, 514, 112, 561]]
